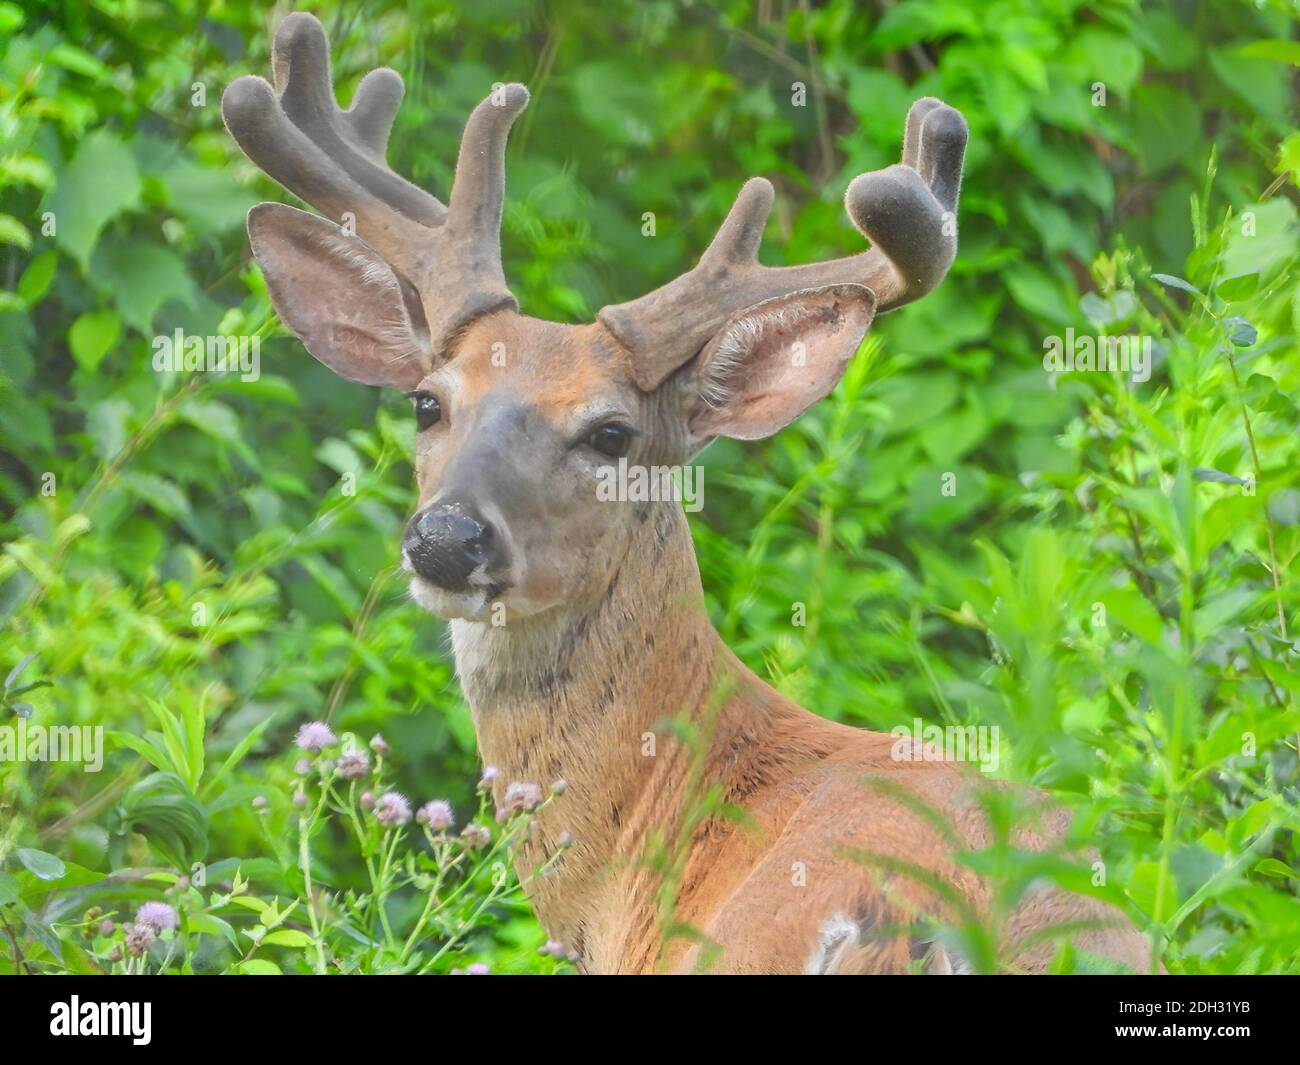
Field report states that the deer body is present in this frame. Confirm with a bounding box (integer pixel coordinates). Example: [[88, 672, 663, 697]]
[[226, 14, 1151, 974], [455, 484, 1145, 974]]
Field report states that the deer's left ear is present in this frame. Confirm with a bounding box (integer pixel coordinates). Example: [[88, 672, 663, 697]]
[[682, 283, 876, 443]]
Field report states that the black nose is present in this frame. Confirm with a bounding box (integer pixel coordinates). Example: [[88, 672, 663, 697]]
[[403, 502, 504, 592]]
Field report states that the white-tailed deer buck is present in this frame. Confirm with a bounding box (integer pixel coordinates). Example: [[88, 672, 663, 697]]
[[226, 13, 1151, 974]]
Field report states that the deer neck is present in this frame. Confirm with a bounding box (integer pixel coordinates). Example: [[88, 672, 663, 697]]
[[448, 499, 734, 954]]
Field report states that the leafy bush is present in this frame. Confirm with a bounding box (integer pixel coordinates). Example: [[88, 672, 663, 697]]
[[5, 721, 567, 974], [1, 0, 1296, 973]]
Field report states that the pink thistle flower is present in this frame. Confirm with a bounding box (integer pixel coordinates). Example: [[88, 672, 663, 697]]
[[136, 902, 179, 933], [337, 750, 370, 780], [417, 800, 454, 831], [294, 721, 336, 752], [501, 780, 543, 815], [373, 791, 412, 827], [461, 823, 492, 849], [124, 923, 156, 956]]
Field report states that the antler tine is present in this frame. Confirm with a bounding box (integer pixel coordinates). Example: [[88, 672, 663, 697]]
[[845, 97, 966, 305], [223, 12, 446, 278], [598, 97, 968, 391], [445, 85, 531, 288], [346, 68, 407, 159], [699, 177, 776, 265], [226, 12, 532, 351]]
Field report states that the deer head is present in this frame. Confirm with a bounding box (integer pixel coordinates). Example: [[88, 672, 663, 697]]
[[224, 12, 967, 625]]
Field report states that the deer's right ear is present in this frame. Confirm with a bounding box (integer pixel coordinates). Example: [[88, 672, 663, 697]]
[[246, 203, 432, 389]]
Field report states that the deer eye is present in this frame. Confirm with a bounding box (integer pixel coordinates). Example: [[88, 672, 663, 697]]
[[408, 393, 442, 431], [586, 423, 634, 459]]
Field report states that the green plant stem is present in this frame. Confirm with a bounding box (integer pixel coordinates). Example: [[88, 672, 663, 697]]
[[298, 800, 330, 974]]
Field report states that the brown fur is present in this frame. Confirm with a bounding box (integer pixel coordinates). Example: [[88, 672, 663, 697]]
[[455, 496, 1152, 975]]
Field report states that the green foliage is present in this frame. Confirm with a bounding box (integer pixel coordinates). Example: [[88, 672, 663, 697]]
[[1, 0, 1297, 973], [3, 734, 566, 974]]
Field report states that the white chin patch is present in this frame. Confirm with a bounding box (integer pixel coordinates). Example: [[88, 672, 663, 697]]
[[407, 575, 497, 621]]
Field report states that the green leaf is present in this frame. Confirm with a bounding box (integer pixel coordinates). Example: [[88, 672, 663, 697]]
[[16, 848, 65, 881], [1193, 467, 1245, 485], [1254, 859, 1299, 880], [110, 772, 208, 868], [144, 697, 201, 792], [186, 912, 240, 949], [161, 158, 259, 234], [1004, 265, 1073, 324], [201, 712, 277, 801], [1215, 273, 1258, 301], [85, 398, 131, 460], [1151, 273, 1203, 298], [8, 679, 51, 697], [0, 871, 20, 907], [314, 438, 363, 476], [16, 861, 105, 899], [1131, 84, 1202, 172], [16, 250, 58, 305], [0, 213, 31, 250], [46, 42, 111, 81], [1222, 316, 1256, 346], [0, 3, 24, 32], [92, 240, 195, 333], [5, 652, 36, 689], [0, 154, 53, 190], [1279, 133, 1300, 185], [1209, 47, 1289, 122], [1100, 586, 1166, 648], [1238, 40, 1300, 65], [46, 129, 140, 269], [68, 310, 121, 372], [262, 929, 314, 948], [177, 399, 252, 463], [109, 729, 176, 776], [1081, 290, 1136, 326], [236, 959, 281, 975], [53, 514, 92, 548], [118, 472, 193, 523]]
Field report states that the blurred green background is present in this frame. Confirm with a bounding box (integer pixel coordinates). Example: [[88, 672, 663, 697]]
[[1, 0, 1298, 973]]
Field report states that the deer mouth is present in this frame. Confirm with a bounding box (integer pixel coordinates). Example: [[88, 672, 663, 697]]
[[405, 570, 505, 622]]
